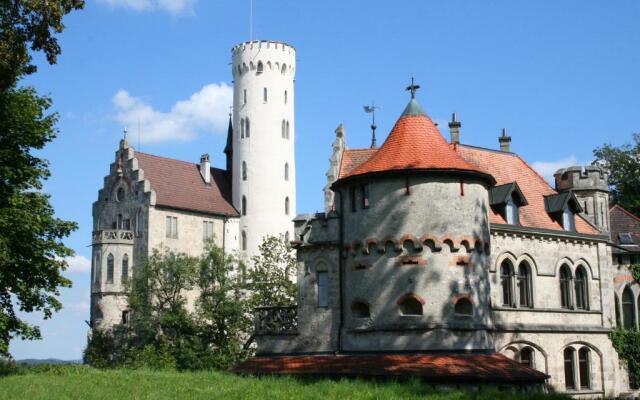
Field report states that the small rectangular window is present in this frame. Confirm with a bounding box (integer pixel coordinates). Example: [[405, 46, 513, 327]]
[[166, 216, 178, 238], [350, 187, 357, 212], [122, 310, 130, 326], [317, 271, 328, 307], [203, 221, 214, 241], [263, 87, 268, 103], [243, 89, 247, 105], [361, 184, 370, 209], [123, 218, 131, 231]]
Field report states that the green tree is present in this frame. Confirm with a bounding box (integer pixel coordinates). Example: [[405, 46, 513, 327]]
[[0, 0, 84, 89], [593, 133, 640, 216], [246, 236, 297, 309]]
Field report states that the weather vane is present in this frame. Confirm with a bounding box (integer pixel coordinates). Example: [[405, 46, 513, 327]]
[[406, 76, 420, 99], [363, 103, 380, 148]]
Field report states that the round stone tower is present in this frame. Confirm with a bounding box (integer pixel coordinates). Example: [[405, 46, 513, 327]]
[[554, 165, 610, 233], [332, 91, 496, 352], [231, 40, 296, 257]]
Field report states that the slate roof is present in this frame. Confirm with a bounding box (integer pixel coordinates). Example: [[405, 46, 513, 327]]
[[610, 204, 640, 253], [135, 152, 238, 217], [340, 99, 493, 183], [234, 353, 549, 383]]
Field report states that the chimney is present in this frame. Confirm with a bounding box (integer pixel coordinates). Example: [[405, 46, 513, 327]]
[[498, 128, 512, 152], [448, 113, 461, 145], [199, 154, 211, 184]]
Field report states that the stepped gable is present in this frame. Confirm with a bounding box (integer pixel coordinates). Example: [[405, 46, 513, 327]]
[[136, 152, 238, 217], [340, 99, 493, 183], [455, 145, 599, 235]]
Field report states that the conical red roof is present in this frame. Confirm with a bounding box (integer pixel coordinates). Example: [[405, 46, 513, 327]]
[[343, 99, 492, 182]]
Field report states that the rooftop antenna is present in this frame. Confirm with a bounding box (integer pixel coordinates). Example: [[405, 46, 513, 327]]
[[249, 0, 253, 41], [363, 103, 380, 148]]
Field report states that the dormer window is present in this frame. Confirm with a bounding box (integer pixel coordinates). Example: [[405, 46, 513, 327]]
[[544, 191, 582, 232], [489, 182, 527, 225], [505, 196, 519, 225], [562, 208, 575, 231]]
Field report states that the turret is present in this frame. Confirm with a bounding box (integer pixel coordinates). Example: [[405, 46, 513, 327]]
[[231, 40, 296, 256], [554, 165, 610, 233]]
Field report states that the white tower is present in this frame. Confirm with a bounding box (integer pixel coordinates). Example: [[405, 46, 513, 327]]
[[231, 40, 296, 257]]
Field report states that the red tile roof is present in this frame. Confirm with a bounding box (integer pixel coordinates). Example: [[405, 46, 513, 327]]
[[455, 145, 598, 235], [136, 152, 238, 217], [338, 149, 377, 179], [234, 353, 548, 383], [342, 113, 491, 182], [610, 204, 640, 250]]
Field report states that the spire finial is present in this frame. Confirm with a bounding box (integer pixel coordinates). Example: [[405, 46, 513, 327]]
[[364, 103, 379, 148], [406, 76, 420, 99], [228, 105, 233, 118], [123, 127, 128, 140]]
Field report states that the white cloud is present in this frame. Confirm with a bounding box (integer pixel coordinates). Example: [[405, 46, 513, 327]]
[[64, 255, 91, 274], [112, 82, 233, 144], [531, 155, 580, 184], [98, 0, 197, 15]]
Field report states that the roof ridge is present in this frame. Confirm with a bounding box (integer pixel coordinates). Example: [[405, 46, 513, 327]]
[[136, 151, 198, 167], [611, 204, 640, 224], [456, 143, 519, 156]]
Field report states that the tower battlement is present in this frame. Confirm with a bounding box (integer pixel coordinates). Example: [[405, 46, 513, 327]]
[[554, 165, 609, 193], [232, 40, 296, 78]]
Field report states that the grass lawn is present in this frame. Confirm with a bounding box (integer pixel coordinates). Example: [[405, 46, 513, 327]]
[[0, 365, 566, 400]]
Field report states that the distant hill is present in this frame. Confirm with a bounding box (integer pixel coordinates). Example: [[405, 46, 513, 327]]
[[17, 359, 82, 365]]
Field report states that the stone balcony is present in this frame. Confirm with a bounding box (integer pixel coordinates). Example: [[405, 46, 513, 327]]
[[92, 229, 134, 245], [254, 306, 298, 335]]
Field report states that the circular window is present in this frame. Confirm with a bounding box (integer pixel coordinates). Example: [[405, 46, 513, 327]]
[[116, 187, 125, 202]]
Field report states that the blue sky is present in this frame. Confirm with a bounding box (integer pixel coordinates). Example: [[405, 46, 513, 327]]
[[11, 0, 640, 360]]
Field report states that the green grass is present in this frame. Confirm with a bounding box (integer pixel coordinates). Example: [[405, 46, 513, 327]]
[[0, 365, 566, 400]]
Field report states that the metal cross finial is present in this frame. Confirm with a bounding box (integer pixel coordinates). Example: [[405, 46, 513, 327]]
[[123, 127, 128, 139], [406, 77, 420, 99]]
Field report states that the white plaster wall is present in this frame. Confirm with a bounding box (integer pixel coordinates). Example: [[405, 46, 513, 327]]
[[231, 40, 296, 258]]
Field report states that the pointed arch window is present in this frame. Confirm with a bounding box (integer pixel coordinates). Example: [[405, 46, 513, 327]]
[[622, 286, 635, 329], [242, 196, 247, 216], [106, 253, 114, 284], [94, 253, 101, 283], [122, 254, 129, 282], [574, 266, 588, 310], [284, 90, 288, 104], [245, 118, 250, 138], [564, 347, 576, 390], [257, 61, 263, 74], [242, 161, 247, 181], [559, 265, 573, 309], [285, 197, 290, 215], [500, 261, 515, 307], [284, 163, 289, 181], [240, 118, 245, 138], [517, 262, 533, 307], [615, 293, 622, 327], [578, 347, 591, 389]]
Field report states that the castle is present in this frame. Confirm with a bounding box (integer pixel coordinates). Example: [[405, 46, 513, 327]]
[[92, 40, 640, 397]]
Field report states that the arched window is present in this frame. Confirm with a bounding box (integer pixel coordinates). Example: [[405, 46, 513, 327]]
[[106, 253, 114, 284], [257, 61, 263, 74], [352, 301, 370, 318], [317, 270, 329, 307], [505, 196, 519, 225], [454, 298, 473, 316], [263, 87, 267, 102], [564, 347, 576, 390], [519, 346, 534, 369], [245, 118, 250, 138], [517, 262, 533, 307], [242, 161, 247, 181], [286, 121, 290, 139], [284, 90, 288, 104], [94, 253, 101, 283], [578, 347, 591, 389], [281, 120, 286, 138], [282, 63, 287, 74], [122, 254, 129, 281], [500, 261, 515, 307], [241, 230, 247, 251], [242, 196, 247, 216], [240, 118, 245, 138], [574, 267, 588, 310], [284, 163, 289, 181], [116, 187, 125, 202], [615, 294, 622, 327], [622, 286, 635, 329], [560, 265, 573, 309], [285, 197, 290, 215], [398, 294, 423, 316]]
